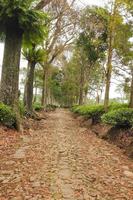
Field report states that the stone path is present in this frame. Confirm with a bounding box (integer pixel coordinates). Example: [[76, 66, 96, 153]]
[[0, 109, 133, 200]]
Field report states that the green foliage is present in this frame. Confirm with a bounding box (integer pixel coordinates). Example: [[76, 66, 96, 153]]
[[0, 103, 16, 128], [78, 6, 109, 64], [102, 108, 133, 128], [72, 103, 129, 124], [0, 0, 48, 44], [23, 47, 45, 65], [33, 102, 44, 111], [72, 104, 105, 123], [60, 52, 84, 107], [108, 102, 128, 110]]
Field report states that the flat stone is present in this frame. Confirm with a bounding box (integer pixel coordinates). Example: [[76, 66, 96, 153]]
[[29, 176, 37, 182], [20, 136, 30, 143], [122, 166, 129, 170], [32, 181, 41, 187], [13, 148, 25, 159], [12, 177, 21, 183], [58, 169, 72, 179], [0, 176, 6, 182], [2, 178, 10, 184], [1, 170, 13, 175], [123, 171, 133, 178], [5, 161, 16, 165], [60, 184, 74, 198]]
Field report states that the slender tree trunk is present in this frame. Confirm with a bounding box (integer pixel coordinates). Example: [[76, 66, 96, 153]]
[[33, 83, 38, 103], [129, 68, 133, 108], [41, 64, 49, 107], [41, 70, 45, 106], [96, 90, 100, 104], [79, 66, 84, 105], [104, 37, 113, 111], [41, 68, 48, 107], [44, 68, 48, 107], [84, 92, 88, 104], [24, 61, 36, 113], [23, 62, 30, 106], [104, 1, 117, 111], [0, 24, 23, 130]]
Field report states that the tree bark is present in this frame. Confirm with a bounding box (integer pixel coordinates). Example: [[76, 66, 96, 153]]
[[96, 90, 100, 104], [104, 38, 113, 111], [42, 65, 49, 107], [24, 61, 36, 113], [104, 1, 117, 111], [41, 70, 45, 106], [44, 68, 48, 107], [79, 66, 84, 105], [33, 82, 38, 103], [129, 68, 133, 108], [23, 62, 30, 106], [0, 24, 23, 130]]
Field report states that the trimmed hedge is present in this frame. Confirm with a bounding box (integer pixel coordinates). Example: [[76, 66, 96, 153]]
[[101, 108, 133, 128], [108, 103, 128, 111], [0, 103, 16, 128], [72, 104, 105, 123], [33, 102, 44, 111], [72, 103, 130, 125]]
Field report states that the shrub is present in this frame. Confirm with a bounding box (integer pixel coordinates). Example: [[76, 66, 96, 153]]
[[108, 103, 128, 111], [33, 102, 44, 111], [0, 103, 16, 128], [102, 108, 133, 128], [72, 104, 105, 123], [71, 103, 129, 124]]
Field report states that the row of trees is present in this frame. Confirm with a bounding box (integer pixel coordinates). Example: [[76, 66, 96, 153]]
[[0, 0, 78, 129], [50, 0, 133, 108], [0, 0, 49, 129], [18, 0, 133, 111], [0, 0, 133, 130]]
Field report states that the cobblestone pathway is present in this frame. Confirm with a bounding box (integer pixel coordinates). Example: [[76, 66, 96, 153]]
[[0, 109, 133, 200]]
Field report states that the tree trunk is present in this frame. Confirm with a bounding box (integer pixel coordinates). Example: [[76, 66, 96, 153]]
[[41, 70, 45, 106], [129, 68, 133, 108], [104, 37, 113, 111], [104, 1, 117, 111], [24, 61, 36, 113], [0, 24, 23, 130], [96, 90, 100, 104], [23, 62, 30, 106], [41, 65, 49, 107], [79, 66, 84, 105], [33, 85, 38, 103], [44, 68, 48, 107]]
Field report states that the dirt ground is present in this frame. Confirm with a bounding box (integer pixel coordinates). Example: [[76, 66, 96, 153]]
[[0, 109, 133, 200]]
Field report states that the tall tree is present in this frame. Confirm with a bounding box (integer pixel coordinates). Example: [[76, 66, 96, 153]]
[[104, 0, 121, 111], [23, 47, 45, 114], [104, 0, 133, 110], [41, 0, 78, 106], [0, 0, 47, 129], [77, 6, 108, 104]]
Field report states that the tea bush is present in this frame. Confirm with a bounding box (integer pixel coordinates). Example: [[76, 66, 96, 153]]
[[0, 103, 16, 128], [102, 108, 133, 128]]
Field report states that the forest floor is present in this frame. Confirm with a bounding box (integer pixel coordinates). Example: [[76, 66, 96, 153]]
[[0, 109, 133, 200]]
